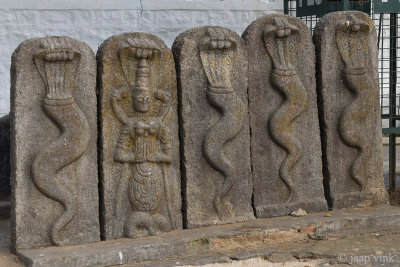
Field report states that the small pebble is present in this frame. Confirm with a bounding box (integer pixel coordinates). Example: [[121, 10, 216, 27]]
[[324, 213, 332, 217], [291, 208, 307, 217]]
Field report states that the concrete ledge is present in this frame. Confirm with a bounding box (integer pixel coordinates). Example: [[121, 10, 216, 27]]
[[256, 198, 327, 217], [17, 206, 400, 267]]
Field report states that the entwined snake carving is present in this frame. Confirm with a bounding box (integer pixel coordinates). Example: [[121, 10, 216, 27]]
[[199, 28, 246, 218], [263, 17, 308, 203], [336, 15, 373, 191], [32, 37, 90, 246]]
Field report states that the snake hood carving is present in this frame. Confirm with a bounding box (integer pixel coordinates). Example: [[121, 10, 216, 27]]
[[31, 37, 90, 246], [263, 17, 308, 203], [336, 15, 373, 191], [199, 27, 246, 219]]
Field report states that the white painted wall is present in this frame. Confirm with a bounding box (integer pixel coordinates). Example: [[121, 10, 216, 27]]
[[0, 0, 283, 116]]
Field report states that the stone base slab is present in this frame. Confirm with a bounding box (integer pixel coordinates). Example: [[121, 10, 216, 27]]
[[255, 198, 328, 218], [17, 206, 400, 267], [332, 191, 388, 209]]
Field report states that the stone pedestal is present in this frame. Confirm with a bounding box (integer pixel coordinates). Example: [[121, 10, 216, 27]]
[[11, 36, 99, 250], [173, 26, 254, 228], [243, 14, 327, 217], [97, 33, 182, 240], [16, 206, 400, 267], [314, 11, 388, 208]]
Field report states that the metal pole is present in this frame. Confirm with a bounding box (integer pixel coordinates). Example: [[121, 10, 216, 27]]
[[284, 0, 289, 15], [389, 13, 397, 191], [342, 0, 349, 11]]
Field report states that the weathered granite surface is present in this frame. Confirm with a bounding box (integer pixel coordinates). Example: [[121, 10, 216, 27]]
[[11, 36, 99, 250], [98, 33, 182, 240], [314, 11, 388, 209], [16, 206, 400, 267], [173, 26, 254, 227], [242, 14, 327, 217], [0, 114, 10, 198]]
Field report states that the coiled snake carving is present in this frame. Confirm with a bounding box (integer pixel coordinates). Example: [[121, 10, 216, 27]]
[[263, 17, 308, 203], [31, 37, 90, 246], [336, 15, 373, 191], [199, 28, 246, 218]]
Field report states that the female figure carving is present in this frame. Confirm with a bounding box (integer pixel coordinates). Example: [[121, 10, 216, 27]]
[[111, 38, 174, 237]]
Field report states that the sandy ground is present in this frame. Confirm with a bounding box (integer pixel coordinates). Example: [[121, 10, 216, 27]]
[[182, 258, 328, 267]]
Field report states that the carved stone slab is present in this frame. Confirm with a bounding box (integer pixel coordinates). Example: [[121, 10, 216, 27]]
[[11, 36, 99, 250], [98, 33, 182, 240], [173, 26, 254, 228], [242, 14, 327, 217], [314, 11, 388, 209]]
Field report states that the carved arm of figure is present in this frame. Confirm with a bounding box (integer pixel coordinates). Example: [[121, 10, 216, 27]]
[[114, 125, 137, 163], [144, 122, 172, 164], [154, 89, 171, 103], [110, 87, 130, 125], [154, 89, 171, 119], [142, 89, 172, 164], [156, 125, 172, 163]]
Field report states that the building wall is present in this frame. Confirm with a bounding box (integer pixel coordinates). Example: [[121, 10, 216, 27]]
[[0, 0, 283, 116]]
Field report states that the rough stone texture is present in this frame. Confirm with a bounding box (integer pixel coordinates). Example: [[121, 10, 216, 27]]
[[11, 36, 99, 250], [242, 14, 327, 217], [98, 33, 182, 240], [173, 26, 254, 228], [0, 114, 10, 198], [0, 1, 283, 118], [15, 206, 400, 267], [314, 11, 388, 209]]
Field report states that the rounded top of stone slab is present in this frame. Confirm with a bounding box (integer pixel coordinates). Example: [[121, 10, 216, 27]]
[[172, 26, 243, 52], [242, 14, 311, 42], [12, 36, 94, 62], [97, 32, 170, 61], [314, 11, 376, 38]]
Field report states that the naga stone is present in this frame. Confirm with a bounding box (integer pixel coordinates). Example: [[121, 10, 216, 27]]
[[314, 11, 388, 209], [173, 26, 255, 227], [10, 36, 100, 250], [98, 33, 182, 240], [242, 14, 327, 217]]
